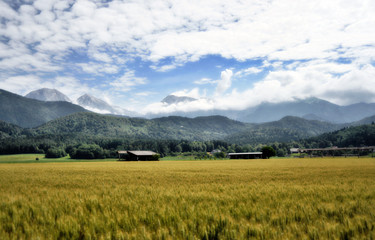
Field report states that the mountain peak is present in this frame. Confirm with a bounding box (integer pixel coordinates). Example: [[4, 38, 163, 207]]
[[161, 95, 197, 104], [25, 88, 71, 102]]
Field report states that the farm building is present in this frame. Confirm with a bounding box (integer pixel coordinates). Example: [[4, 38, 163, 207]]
[[228, 152, 263, 159], [290, 148, 299, 154], [117, 151, 160, 161]]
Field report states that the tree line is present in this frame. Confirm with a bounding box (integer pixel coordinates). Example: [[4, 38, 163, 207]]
[[0, 124, 374, 159]]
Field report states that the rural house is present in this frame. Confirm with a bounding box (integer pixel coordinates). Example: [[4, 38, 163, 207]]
[[117, 150, 159, 161]]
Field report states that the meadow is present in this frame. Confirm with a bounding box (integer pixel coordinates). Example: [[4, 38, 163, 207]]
[[0, 157, 374, 239]]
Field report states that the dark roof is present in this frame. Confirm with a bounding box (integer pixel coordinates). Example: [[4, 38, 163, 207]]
[[228, 152, 262, 156]]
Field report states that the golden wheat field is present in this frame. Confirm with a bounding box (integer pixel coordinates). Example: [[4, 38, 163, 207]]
[[0, 157, 375, 239]]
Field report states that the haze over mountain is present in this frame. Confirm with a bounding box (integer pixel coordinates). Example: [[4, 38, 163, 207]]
[[25, 88, 71, 102]]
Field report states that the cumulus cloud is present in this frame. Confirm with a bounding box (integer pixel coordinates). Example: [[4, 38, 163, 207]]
[[215, 69, 233, 96]]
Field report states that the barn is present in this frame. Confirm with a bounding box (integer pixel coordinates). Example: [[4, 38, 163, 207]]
[[117, 151, 159, 161], [228, 152, 263, 159]]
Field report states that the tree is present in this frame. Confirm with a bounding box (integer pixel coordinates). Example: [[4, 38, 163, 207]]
[[70, 144, 106, 159], [45, 147, 67, 158], [261, 146, 276, 159]]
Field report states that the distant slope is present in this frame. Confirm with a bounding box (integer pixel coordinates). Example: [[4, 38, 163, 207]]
[[0, 89, 88, 128], [34, 113, 249, 141], [25, 88, 71, 102], [225, 116, 343, 144]]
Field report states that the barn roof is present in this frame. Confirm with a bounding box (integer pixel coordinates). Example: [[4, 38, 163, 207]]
[[127, 151, 157, 156]]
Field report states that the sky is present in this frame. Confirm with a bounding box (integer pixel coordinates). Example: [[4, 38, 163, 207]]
[[0, 0, 375, 115]]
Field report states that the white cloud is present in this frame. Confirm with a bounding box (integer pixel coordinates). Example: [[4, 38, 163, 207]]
[[78, 62, 119, 75], [171, 88, 201, 99], [2, 0, 374, 71], [194, 78, 217, 85], [139, 60, 375, 114], [135, 91, 156, 97], [215, 69, 233, 96], [109, 71, 147, 91], [234, 67, 263, 78]]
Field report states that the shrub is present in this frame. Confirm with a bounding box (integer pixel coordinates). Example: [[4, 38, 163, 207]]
[[69, 144, 106, 159], [45, 147, 67, 158]]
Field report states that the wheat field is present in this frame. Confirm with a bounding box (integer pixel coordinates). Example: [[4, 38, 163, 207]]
[[0, 157, 374, 239]]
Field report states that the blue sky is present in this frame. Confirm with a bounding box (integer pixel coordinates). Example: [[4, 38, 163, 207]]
[[1, 0, 375, 115]]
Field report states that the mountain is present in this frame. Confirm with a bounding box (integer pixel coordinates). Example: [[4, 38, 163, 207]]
[[161, 95, 197, 104], [25, 88, 71, 102], [0, 89, 88, 128], [77, 94, 116, 114], [225, 116, 344, 144]]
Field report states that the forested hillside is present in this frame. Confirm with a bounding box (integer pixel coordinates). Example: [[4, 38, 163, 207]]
[[0, 121, 24, 139], [301, 124, 375, 148], [34, 113, 249, 141]]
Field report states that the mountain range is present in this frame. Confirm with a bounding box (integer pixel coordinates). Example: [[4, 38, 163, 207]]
[[2, 88, 375, 129], [20, 88, 375, 124], [2, 86, 375, 146]]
